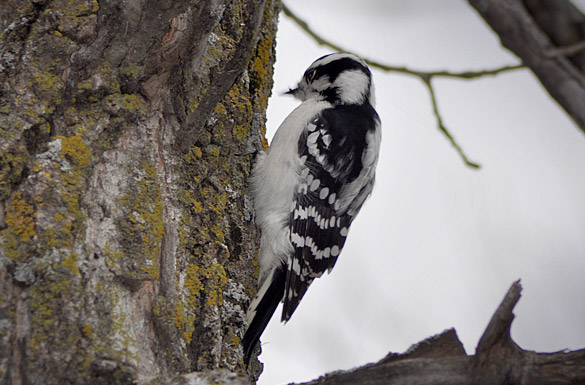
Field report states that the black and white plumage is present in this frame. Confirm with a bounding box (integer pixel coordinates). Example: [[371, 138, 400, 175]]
[[243, 53, 381, 363]]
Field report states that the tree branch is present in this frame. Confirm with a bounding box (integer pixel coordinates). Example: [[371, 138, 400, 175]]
[[423, 79, 481, 169], [282, 4, 523, 81], [523, 0, 585, 72], [282, 3, 524, 169], [468, 0, 585, 136], [293, 280, 585, 385], [284, 1, 585, 168], [475, 279, 522, 356]]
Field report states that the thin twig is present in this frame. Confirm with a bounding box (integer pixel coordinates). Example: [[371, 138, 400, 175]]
[[423, 79, 481, 168], [281, 3, 529, 169], [282, 3, 524, 80], [547, 40, 585, 59]]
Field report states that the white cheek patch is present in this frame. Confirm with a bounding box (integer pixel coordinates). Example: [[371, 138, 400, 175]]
[[311, 76, 331, 93], [335, 70, 370, 104]]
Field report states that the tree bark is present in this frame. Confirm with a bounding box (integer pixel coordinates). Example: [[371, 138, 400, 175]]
[[293, 281, 585, 385], [467, 0, 585, 135], [0, 0, 279, 384]]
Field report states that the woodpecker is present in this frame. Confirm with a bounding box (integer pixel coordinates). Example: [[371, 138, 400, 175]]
[[243, 53, 381, 364]]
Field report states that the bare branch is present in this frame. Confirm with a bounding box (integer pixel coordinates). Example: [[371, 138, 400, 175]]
[[475, 279, 522, 356], [357, 57, 523, 81], [294, 280, 585, 385], [281, 3, 346, 54], [282, 3, 508, 169], [282, 1, 585, 167], [548, 40, 585, 59], [282, 3, 523, 80], [423, 79, 481, 169], [282, 1, 585, 168], [468, 0, 585, 135]]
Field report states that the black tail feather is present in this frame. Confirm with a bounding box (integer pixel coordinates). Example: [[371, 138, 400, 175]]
[[243, 265, 286, 365]]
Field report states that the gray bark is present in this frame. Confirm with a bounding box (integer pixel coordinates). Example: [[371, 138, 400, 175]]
[[0, 0, 279, 384]]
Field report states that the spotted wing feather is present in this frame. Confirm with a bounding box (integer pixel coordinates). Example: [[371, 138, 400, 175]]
[[282, 104, 379, 321]]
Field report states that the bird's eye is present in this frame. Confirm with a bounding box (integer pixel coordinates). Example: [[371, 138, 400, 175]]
[[306, 69, 317, 82]]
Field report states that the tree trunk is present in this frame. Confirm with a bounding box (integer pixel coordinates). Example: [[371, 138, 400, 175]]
[[0, 0, 279, 384]]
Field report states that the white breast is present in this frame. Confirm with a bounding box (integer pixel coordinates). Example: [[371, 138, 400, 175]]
[[250, 99, 331, 283]]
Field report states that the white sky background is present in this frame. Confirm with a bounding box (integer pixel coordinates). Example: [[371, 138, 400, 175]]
[[258, 1, 585, 384]]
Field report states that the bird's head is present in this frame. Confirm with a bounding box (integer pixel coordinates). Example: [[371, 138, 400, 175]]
[[285, 53, 375, 106]]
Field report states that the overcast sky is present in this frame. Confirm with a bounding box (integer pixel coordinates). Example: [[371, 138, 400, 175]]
[[258, 1, 585, 384]]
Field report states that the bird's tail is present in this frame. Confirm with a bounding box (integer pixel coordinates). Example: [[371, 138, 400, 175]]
[[242, 264, 286, 365]]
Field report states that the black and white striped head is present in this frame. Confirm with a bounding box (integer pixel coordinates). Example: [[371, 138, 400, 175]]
[[286, 53, 375, 106]]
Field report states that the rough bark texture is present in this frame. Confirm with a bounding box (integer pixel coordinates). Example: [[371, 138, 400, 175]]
[[467, 0, 585, 135], [294, 281, 585, 385], [0, 0, 279, 384], [523, 0, 585, 72]]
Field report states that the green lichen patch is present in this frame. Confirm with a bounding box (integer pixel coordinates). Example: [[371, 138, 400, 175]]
[[202, 262, 228, 309], [175, 261, 229, 344], [0, 145, 27, 201], [2, 132, 92, 262], [42, 134, 91, 249], [25, 253, 87, 382], [59, 133, 92, 169], [119, 62, 145, 91], [3, 191, 36, 245], [175, 263, 202, 343], [73, 62, 122, 103], [102, 93, 148, 119], [116, 160, 164, 281], [249, 19, 275, 101], [65, 0, 100, 16], [31, 69, 64, 102], [28, 273, 81, 348], [61, 252, 80, 276], [227, 88, 253, 142]]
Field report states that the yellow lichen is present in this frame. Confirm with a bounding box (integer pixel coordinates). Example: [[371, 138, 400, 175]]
[[0, 147, 26, 201], [175, 261, 229, 344], [121, 62, 144, 79], [33, 70, 62, 92], [28, 269, 82, 355], [192, 201, 203, 213], [214, 103, 227, 115], [117, 161, 164, 280], [203, 263, 228, 308], [210, 223, 225, 243], [178, 263, 204, 342], [4, 192, 35, 243], [59, 133, 91, 169], [62, 252, 80, 276], [202, 187, 229, 215], [233, 124, 248, 141], [205, 146, 221, 158], [231, 331, 240, 346], [183, 147, 203, 163], [81, 324, 93, 338], [103, 93, 148, 116]]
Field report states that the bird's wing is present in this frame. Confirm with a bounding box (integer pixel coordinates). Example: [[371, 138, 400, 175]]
[[282, 104, 379, 321]]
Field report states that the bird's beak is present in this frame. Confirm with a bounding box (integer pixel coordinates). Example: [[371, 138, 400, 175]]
[[283, 87, 299, 97]]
